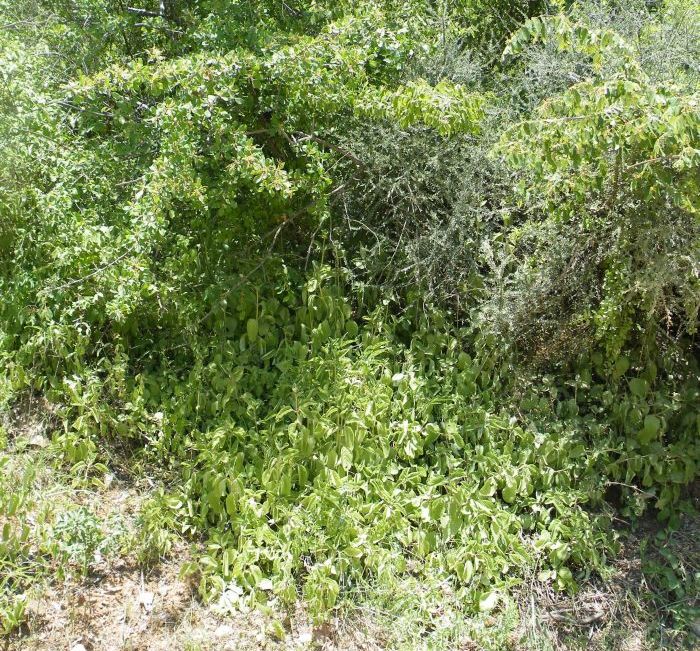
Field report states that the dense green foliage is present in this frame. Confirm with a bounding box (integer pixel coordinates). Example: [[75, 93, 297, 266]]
[[1, 0, 698, 642]]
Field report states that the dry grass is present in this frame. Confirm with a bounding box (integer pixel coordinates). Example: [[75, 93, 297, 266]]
[[515, 512, 700, 651]]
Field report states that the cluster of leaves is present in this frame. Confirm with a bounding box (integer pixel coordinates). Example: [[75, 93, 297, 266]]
[[141, 270, 617, 615], [640, 526, 700, 631], [0, 0, 698, 640]]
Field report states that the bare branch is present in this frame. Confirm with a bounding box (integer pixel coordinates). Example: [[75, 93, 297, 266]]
[[48, 248, 134, 293], [127, 6, 162, 18], [293, 132, 367, 169]]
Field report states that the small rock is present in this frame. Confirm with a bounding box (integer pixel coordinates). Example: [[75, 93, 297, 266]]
[[297, 631, 313, 645], [71, 645, 88, 651], [138, 590, 154, 612], [27, 433, 49, 448], [214, 624, 235, 638]]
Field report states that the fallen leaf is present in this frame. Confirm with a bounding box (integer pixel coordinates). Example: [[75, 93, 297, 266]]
[[478, 591, 500, 612], [297, 631, 313, 644], [313, 622, 335, 642]]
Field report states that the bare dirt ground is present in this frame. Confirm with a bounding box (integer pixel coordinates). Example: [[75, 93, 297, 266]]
[[2, 484, 372, 651], [10, 551, 378, 651], [515, 507, 700, 651], [8, 509, 698, 651]]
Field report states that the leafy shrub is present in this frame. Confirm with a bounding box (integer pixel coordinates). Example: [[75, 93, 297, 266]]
[[133, 493, 178, 565], [0, 0, 698, 634], [494, 12, 700, 360]]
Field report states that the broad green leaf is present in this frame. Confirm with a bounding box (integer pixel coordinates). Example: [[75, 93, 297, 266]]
[[629, 378, 648, 398], [478, 591, 500, 612], [247, 318, 259, 341]]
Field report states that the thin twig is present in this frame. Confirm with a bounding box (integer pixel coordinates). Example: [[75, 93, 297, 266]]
[[134, 22, 183, 34], [127, 6, 162, 18], [49, 248, 133, 293], [293, 132, 367, 168], [626, 153, 682, 170], [605, 480, 654, 498]]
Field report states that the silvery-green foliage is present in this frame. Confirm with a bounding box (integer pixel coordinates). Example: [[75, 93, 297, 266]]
[[334, 115, 510, 306]]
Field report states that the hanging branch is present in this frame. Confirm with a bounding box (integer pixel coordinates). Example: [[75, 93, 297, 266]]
[[127, 1, 180, 23], [127, 6, 162, 18]]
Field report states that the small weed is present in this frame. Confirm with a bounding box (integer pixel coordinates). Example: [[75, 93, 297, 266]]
[[133, 494, 178, 566], [640, 526, 700, 639], [182, 642, 206, 651], [0, 595, 27, 637], [0, 443, 145, 635], [52, 506, 104, 576]]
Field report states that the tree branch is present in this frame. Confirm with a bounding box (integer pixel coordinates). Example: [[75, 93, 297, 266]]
[[293, 132, 367, 169], [626, 153, 683, 170], [127, 6, 162, 18], [49, 248, 134, 293]]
